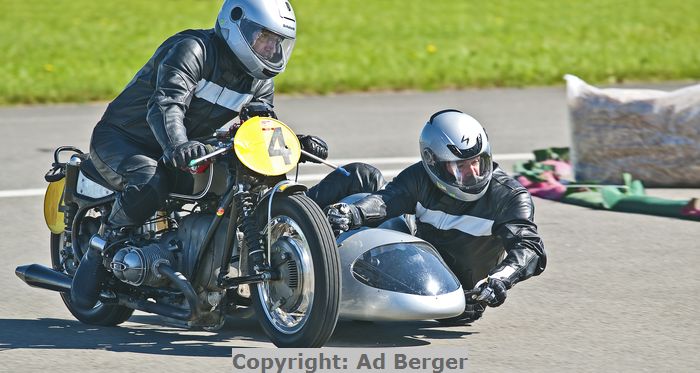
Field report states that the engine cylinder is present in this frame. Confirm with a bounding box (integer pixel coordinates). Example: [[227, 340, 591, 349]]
[[111, 243, 175, 286]]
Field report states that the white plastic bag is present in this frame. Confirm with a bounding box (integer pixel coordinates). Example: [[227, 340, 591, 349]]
[[565, 74, 700, 187]]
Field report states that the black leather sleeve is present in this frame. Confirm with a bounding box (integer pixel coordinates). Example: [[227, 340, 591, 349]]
[[146, 38, 205, 152], [490, 190, 547, 286], [354, 165, 420, 226], [254, 78, 274, 106], [306, 163, 386, 208]]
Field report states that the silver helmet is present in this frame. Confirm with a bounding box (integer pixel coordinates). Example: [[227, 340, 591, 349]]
[[419, 110, 493, 202], [215, 0, 297, 79]]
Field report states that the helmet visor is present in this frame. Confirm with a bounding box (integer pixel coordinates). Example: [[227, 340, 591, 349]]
[[425, 152, 493, 191], [240, 18, 295, 69]]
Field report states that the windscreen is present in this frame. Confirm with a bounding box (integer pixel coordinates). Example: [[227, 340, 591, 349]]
[[351, 242, 461, 296]]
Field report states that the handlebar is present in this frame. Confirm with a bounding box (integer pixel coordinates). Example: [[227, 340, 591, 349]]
[[186, 141, 352, 177], [300, 150, 351, 176], [188, 144, 230, 168]]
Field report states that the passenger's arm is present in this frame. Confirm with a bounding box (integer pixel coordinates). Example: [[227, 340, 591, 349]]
[[490, 191, 547, 287]]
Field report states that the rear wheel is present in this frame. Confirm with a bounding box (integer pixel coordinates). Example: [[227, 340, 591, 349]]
[[250, 194, 340, 347], [51, 226, 133, 326]]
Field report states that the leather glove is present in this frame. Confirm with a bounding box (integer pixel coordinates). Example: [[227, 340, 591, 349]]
[[475, 278, 509, 307], [437, 291, 485, 325], [324, 203, 362, 235], [298, 135, 328, 163], [165, 141, 208, 169]]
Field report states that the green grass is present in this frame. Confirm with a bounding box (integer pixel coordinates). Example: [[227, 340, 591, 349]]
[[1, 0, 699, 104]]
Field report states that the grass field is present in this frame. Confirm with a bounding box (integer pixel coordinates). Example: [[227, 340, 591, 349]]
[[1, 0, 699, 104]]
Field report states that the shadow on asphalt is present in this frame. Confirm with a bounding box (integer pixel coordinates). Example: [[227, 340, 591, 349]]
[[328, 320, 477, 347], [0, 317, 236, 357], [0, 315, 476, 354]]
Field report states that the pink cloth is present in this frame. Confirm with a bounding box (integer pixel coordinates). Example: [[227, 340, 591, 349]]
[[681, 198, 700, 218], [517, 171, 567, 200], [541, 160, 574, 182]]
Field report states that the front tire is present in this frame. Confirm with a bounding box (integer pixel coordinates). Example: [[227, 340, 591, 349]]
[[250, 194, 340, 347], [51, 232, 133, 326]]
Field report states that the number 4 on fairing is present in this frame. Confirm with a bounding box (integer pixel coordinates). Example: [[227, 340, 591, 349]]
[[268, 127, 292, 165]]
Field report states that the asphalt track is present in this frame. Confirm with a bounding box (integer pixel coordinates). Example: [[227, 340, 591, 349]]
[[0, 84, 698, 372]]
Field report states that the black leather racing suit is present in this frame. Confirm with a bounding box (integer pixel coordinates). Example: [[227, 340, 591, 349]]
[[306, 163, 387, 209], [352, 162, 547, 289], [89, 29, 273, 227]]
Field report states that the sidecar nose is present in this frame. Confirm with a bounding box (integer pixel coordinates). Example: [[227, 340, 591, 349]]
[[337, 228, 465, 321]]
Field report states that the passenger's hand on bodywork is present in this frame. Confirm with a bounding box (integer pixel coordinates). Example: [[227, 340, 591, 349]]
[[324, 203, 362, 235], [438, 291, 486, 325]]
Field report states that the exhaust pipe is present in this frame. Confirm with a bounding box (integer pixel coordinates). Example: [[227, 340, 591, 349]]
[[16, 263, 200, 322], [117, 263, 200, 321], [15, 264, 72, 293]]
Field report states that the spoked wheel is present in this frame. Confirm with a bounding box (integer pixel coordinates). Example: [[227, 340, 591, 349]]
[[251, 194, 340, 347], [50, 218, 133, 326]]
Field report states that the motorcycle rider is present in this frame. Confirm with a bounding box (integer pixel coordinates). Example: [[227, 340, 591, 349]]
[[325, 110, 547, 323], [71, 0, 329, 309]]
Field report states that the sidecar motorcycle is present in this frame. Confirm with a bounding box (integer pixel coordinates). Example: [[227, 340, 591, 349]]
[[15, 117, 465, 348]]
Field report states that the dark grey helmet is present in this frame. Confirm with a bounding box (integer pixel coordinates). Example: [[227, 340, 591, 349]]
[[216, 0, 296, 79], [419, 110, 493, 202]]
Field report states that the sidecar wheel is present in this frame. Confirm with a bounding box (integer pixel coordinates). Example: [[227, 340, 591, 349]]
[[51, 233, 133, 326], [251, 194, 340, 347]]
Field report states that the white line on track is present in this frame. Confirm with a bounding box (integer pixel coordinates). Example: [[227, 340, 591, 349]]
[[294, 169, 406, 182], [327, 153, 533, 165], [0, 188, 46, 198], [0, 153, 532, 199]]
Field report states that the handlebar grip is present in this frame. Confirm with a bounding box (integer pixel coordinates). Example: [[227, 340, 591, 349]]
[[188, 144, 230, 167]]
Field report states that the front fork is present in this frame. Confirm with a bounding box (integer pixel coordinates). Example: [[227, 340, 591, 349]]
[[216, 159, 301, 290], [217, 185, 272, 289], [239, 180, 295, 275]]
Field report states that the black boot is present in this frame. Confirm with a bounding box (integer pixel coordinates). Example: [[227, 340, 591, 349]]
[[70, 226, 130, 310], [70, 244, 108, 310]]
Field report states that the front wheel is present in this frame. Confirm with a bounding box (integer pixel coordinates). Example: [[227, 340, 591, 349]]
[[251, 194, 340, 347]]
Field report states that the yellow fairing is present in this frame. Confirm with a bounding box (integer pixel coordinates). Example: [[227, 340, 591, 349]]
[[234, 116, 301, 176], [44, 179, 66, 234]]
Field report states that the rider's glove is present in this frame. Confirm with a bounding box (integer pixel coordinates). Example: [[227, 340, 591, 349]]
[[461, 295, 486, 322], [165, 141, 208, 169], [475, 278, 509, 307], [324, 203, 362, 235], [297, 135, 328, 163], [438, 291, 486, 325]]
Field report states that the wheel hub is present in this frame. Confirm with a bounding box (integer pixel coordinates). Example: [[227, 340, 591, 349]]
[[258, 216, 314, 334]]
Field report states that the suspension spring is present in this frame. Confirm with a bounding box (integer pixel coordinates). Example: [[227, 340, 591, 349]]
[[236, 191, 264, 268]]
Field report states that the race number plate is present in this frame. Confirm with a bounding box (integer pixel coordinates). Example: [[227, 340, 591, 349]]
[[43, 179, 66, 234], [234, 117, 301, 176]]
